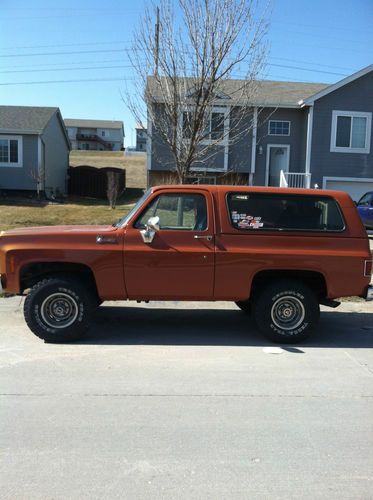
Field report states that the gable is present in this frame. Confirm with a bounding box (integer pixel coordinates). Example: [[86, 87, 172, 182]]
[[313, 70, 373, 111], [0, 106, 58, 134], [301, 64, 373, 105]]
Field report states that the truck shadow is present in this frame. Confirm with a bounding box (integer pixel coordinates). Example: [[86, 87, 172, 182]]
[[79, 305, 373, 348]]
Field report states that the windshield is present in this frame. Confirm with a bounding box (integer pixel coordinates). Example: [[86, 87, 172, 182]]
[[114, 189, 151, 227]]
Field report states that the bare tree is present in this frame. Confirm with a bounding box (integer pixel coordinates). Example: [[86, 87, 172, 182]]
[[106, 171, 122, 209], [127, 0, 269, 183], [29, 167, 44, 200]]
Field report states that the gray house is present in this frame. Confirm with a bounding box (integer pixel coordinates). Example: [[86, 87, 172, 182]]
[[135, 125, 147, 152], [147, 64, 373, 201], [0, 105, 70, 197], [65, 119, 125, 151]]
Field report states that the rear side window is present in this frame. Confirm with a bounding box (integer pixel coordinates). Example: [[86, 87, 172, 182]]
[[227, 193, 345, 232]]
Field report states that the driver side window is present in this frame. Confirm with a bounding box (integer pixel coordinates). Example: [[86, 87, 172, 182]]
[[135, 193, 207, 231]]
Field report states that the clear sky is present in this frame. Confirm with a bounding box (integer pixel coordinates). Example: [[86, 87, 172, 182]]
[[1, 0, 372, 146]]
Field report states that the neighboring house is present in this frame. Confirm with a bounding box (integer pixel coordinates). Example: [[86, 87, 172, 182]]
[[65, 119, 125, 151], [0, 105, 70, 197], [135, 125, 147, 152], [147, 64, 373, 200]]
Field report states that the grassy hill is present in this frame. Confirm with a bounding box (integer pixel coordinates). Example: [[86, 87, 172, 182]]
[[70, 150, 146, 189]]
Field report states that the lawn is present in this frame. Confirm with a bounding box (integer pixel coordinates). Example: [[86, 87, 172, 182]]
[[0, 151, 146, 231], [0, 195, 141, 231]]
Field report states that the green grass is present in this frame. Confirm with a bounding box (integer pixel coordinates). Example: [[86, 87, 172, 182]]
[[0, 151, 147, 231], [0, 194, 141, 231]]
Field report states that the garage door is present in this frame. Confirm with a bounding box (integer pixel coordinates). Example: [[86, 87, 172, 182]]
[[324, 178, 373, 202]]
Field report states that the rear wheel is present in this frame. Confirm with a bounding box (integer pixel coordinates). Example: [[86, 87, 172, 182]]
[[253, 280, 319, 343], [24, 276, 95, 342]]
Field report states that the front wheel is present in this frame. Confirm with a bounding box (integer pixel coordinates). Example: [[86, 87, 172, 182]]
[[253, 280, 320, 344], [24, 277, 95, 342]]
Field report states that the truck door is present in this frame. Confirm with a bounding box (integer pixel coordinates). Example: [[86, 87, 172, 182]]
[[123, 189, 215, 300], [356, 192, 373, 228]]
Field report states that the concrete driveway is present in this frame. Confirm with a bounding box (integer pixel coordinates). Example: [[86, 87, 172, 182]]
[[1, 297, 373, 499]]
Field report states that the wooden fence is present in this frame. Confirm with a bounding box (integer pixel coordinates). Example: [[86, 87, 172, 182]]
[[68, 166, 126, 199]]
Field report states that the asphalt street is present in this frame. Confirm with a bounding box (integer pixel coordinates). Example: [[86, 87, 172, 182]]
[[1, 297, 373, 499]]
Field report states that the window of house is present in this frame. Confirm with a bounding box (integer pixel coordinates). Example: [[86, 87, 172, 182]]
[[182, 109, 227, 143], [210, 112, 225, 140], [331, 111, 372, 153], [135, 193, 208, 231], [227, 193, 345, 232], [268, 121, 290, 136], [0, 136, 22, 167]]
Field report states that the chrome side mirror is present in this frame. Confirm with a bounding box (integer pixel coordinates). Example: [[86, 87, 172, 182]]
[[147, 216, 160, 232], [140, 216, 160, 243]]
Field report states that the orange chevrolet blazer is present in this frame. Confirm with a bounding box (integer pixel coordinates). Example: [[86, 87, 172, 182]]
[[0, 185, 372, 343]]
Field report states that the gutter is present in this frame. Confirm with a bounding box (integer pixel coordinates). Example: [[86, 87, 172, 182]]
[[304, 105, 313, 188]]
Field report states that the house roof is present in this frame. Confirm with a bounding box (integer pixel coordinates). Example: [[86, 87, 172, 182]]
[[64, 118, 124, 130], [250, 80, 328, 107], [0, 105, 59, 134], [300, 64, 373, 105], [147, 76, 328, 108]]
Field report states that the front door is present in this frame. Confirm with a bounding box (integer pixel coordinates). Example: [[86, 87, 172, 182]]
[[123, 189, 215, 300], [267, 145, 290, 186]]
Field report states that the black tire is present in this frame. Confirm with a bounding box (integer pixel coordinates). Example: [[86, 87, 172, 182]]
[[24, 276, 95, 343], [235, 300, 251, 314], [253, 280, 320, 344]]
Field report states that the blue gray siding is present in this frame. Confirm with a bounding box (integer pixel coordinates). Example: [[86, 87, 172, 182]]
[[254, 108, 308, 185], [42, 113, 70, 195], [149, 104, 308, 185], [310, 71, 373, 187], [148, 70, 373, 187], [0, 134, 38, 190], [227, 108, 253, 173], [0, 112, 69, 194]]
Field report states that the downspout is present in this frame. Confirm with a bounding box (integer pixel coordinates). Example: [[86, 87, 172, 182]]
[[37, 136, 46, 193], [305, 105, 313, 189], [249, 107, 258, 186]]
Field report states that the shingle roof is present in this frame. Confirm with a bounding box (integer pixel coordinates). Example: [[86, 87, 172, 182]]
[[0, 105, 58, 133], [147, 77, 328, 107], [250, 80, 328, 106], [64, 118, 123, 129]]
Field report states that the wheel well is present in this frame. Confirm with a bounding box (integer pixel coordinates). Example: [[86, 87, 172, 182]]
[[20, 262, 99, 298], [250, 270, 327, 300]]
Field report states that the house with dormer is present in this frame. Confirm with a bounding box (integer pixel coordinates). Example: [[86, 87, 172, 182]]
[[147, 64, 373, 201]]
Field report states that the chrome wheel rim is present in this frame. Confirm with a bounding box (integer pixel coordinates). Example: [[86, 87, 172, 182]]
[[40, 292, 79, 329], [271, 295, 305, 331]]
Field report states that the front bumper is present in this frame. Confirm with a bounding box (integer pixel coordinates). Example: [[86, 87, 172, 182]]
[[366, 285, 373, 301]]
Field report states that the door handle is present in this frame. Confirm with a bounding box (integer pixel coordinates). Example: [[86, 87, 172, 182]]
[[194, 235, 213, 241], [96, 235, 118, 244]]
